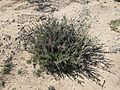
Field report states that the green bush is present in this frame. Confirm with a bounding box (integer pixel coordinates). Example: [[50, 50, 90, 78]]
[[1, 56, 13, 75], [48, 85, 56, 90], [19, 17, 110, 85], [109, 19, 120, 33], [114, 0, 120, 2]]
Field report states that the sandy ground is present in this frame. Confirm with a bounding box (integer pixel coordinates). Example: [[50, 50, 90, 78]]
[[0, 0, 120, 90]]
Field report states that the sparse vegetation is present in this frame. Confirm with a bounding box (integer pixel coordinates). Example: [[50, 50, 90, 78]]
[[109, 19, 120, 33], [27, 0, 57, 12], [26, 60, 32, 64], [0, 56, 13, 88], [1, 56, 13, 75], [48, 85, 56, 90], [114, 0, 120, 2], [0, 79, 5, 87], [11, 88, 16, 90], [17, 69, 23, 75], [19, 17, 111, 85]]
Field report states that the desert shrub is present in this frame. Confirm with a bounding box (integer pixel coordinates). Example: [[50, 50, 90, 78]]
[[26, 60, 32, 64], [0, 57, 13, 88], [19, 17, 110, 85], [109, 19, 120, 33], [48, 85, 56, 90], [0, 79, 5, 87], [114, 0, 120, 2], [1, 56, 13, 75], [27, 0, 57, 12]]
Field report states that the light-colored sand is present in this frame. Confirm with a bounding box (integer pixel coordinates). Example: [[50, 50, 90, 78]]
[[0, 0, 120, 90]]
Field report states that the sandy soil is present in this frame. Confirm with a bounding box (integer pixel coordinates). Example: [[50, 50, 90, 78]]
[[0, 0, 120, 90]]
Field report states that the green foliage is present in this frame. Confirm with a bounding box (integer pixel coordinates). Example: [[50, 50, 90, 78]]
[[19, 17, 110, 85], [17, 69, 23, 75], [114, 0, 120, 2], [0, 80, 5, 87], [26, 60, 32, 64], [33, 69, 42, 77], [48, 85, 56, 90], [12, 88, 16, 90], [1, 56, 13, 75], [109, 19, 120, 33]]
